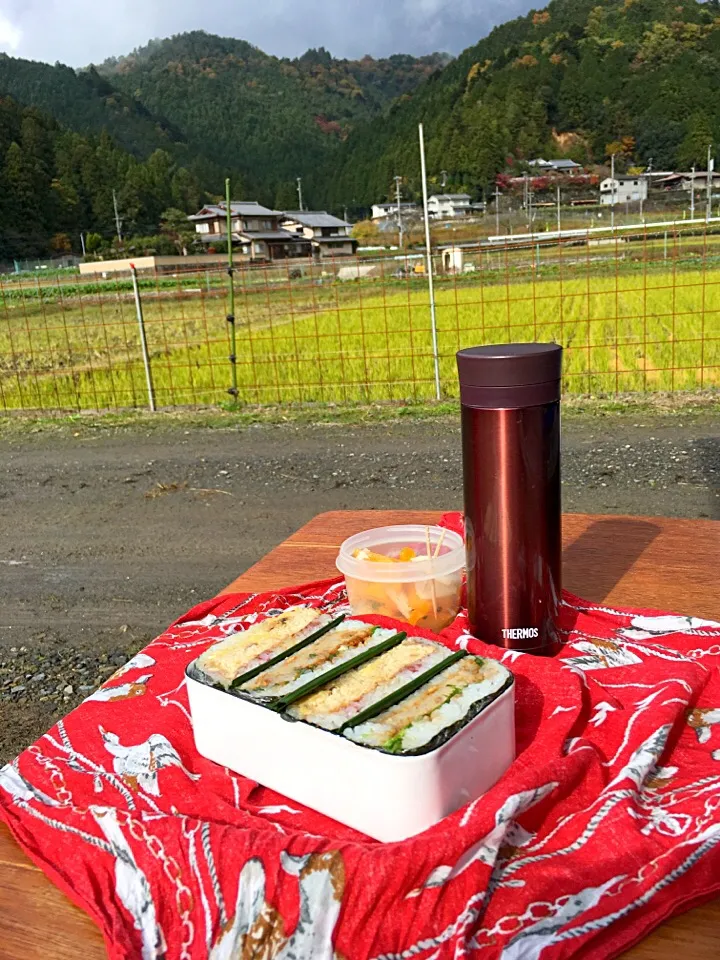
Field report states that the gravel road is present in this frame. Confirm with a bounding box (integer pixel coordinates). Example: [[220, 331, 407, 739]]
[[1, 410, 718, 761]]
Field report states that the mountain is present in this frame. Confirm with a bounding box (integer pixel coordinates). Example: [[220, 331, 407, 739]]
[[321, 0, 720, 208], [99, 32, 450, 206], [0, 33, 448, 254], [0, 55, 185, 160], [1, 1, 719, 255], [0, 34, 448, 214], [0, 93, 203, 259]]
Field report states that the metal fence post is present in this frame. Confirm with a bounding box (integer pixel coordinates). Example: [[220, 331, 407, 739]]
[[418, 122, 442, 401], [130, 264, 156, 412]]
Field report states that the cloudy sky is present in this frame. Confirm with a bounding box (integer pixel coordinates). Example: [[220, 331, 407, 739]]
[[0, 0, 536, 66]]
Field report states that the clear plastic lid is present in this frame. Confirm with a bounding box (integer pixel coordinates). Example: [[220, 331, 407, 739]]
[[336, 525, 465, 582]]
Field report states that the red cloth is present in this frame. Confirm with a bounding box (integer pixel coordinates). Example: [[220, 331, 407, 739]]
[[3, 513, 720, 960]]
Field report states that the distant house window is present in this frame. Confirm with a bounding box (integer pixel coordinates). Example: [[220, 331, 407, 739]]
[[196, 223, 210, 234], [232, 219, 241, 230]]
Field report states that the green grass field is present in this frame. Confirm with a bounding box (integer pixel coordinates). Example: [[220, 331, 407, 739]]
[[1, 259, 719, 411]]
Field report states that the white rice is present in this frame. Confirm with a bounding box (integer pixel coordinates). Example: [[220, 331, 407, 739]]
[[194, 609, 331, 689], [345, 658, 510, 752], [288, 638, 450, 730], [240, 622, 397, 700]]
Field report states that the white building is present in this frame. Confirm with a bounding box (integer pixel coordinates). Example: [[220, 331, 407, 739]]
[[599, 176, 648, 206], [371, 202, 419, 220], [427, 193, 472, 219], [281, 211, 357, 258]]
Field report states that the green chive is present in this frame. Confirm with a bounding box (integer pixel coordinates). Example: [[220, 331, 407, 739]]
[[339, 649, 468, 733], [230, 613, 346, 689], [270, 631, 407, 712]]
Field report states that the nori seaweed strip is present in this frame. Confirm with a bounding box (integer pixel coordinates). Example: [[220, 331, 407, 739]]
[[338, 650, 467, 734], [229, 613, 346, 689], [185, 660, 225, 690], [269, 631, 407, 712], [358, 671, 515, 757]]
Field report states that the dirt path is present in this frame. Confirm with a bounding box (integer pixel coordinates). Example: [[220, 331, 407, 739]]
[[1, 410, 718, 761]]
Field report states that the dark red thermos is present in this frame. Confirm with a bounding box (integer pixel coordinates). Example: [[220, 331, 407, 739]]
[[457, 343, 562, 655]]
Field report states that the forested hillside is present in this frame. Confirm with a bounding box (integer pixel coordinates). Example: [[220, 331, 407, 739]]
[[0, 96, 203, 259], [1, 1, 720, 255], [321, 0, 720, 208], [0, 35, 445, 254], [100, 32, 449, 206], [0, 55, 184, 159]]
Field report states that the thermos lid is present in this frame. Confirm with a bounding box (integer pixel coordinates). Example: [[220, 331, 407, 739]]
[[456, 343, 562, 408]]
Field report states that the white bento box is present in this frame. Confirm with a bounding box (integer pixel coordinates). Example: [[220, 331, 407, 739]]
[[186, 667, 515, 843]]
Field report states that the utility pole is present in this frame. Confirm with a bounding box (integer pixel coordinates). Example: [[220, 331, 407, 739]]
[[343, 206, 349, 224], [112, 189, 123, 244], [556, 184, 561, 233], [691, 165, 695, 219], [296, 177, 304, 212], [641, 156, 651, 220], [523, 174, 533, 232], [494, 186, 501, 236], [610, 154, 615, 231], [706, 144, 713, 221], [394, 175, 404, 248], [80, 232, 86, 257], [441, 169, 448, 189]]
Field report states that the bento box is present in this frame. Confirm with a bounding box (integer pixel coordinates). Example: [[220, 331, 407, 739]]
[[186, 606, 515, 842]]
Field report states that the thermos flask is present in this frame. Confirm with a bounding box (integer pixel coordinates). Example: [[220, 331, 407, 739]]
[[457, 343, 562, 655]]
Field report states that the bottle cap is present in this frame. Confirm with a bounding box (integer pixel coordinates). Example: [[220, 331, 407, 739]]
[[456, 343, 562, 408]]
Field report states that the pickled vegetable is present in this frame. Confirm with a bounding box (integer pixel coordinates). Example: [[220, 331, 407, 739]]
[[344, 573, 462, 633]]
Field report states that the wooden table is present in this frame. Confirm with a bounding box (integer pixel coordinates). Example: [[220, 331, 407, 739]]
[[1, 511, 719, 959]]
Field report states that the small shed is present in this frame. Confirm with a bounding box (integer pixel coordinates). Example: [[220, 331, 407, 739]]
[[440, 246, 464, 273]]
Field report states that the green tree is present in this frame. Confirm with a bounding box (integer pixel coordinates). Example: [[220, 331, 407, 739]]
[[160, 207, 197, 254], [677, 112, 714, 169], [85, 232, 103, 253], [274, 180, 301, 210], [4, 140, 45, 254]]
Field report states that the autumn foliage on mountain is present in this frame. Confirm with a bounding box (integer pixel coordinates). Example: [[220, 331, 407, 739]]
[[0, 1, 720, 254], [324, 0, 720, 207]]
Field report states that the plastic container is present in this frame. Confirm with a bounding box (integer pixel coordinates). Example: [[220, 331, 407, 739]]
[[336, 525, 465, 633], [186, 667, 515, 842]]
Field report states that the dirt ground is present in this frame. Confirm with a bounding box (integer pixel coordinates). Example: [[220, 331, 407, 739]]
[[1, 408, 718, 761]]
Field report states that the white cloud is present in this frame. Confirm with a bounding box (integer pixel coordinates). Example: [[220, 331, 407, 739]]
[[0, 11, 21, 52], [0, 0, 535, 66]]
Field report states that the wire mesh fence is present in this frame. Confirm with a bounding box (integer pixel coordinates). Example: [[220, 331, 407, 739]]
[[1, 221, 719, 414]]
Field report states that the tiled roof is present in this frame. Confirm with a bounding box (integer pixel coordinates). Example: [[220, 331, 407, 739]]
[[188, 201, 280, 221], [283, 211, 351, 228]]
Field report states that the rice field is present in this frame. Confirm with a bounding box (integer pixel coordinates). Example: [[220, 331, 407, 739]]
[[1, 256, 719, 411]]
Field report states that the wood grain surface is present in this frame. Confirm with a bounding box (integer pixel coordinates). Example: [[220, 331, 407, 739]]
[[1, 510, 718, 959]]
